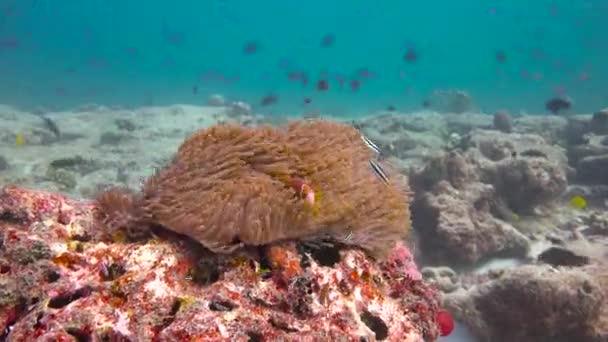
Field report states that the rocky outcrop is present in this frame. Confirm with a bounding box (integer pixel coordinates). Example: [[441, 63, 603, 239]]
[[468, 129, 568, 213], [409, 129, 568, 265], [562, 110, 608, 184], [411, 152, 530, 265], [0, 186, 449, 341], [443, 265, 607, 342]]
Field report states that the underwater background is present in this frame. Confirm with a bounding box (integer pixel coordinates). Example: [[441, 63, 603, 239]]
[[0, 0, 607, 116]]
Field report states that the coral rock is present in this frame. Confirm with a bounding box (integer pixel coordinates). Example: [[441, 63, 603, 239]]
[[577, 154, 608, 185], [411, 129, 567, 265], [0, 186, 446, 341], [591, 108, 608, 135], [412, 177, 529, 265], [411, 151, 530, 265], [443, 265, 607, 342], [468, 129, 568, 213]]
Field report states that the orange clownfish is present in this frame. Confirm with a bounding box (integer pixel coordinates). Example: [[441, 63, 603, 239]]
[[288, 178, 316, 206]]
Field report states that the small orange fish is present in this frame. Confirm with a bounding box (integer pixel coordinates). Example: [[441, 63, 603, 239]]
[[288, 178, 315, 206]]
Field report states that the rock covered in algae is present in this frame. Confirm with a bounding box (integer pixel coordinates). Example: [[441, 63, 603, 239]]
[[0, 186, 448, 341]]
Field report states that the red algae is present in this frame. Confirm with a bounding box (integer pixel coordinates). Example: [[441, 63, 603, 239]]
[[1, 186, 449, 341]]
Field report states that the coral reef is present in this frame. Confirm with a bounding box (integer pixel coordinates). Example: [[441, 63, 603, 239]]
[[408, 128, 568, 265], [467, 129, 568, 213], [420, 267, 460, 294], [0, 186, 447, 341], [350, 113, 570, 266], [410, 151, 530, 265], [95, 120, 411, 260], [4, 104, 608, 341], [353, 111, 491, 172]]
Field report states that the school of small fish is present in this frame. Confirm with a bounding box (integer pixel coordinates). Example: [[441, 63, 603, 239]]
[[0, 1, 602, 113]]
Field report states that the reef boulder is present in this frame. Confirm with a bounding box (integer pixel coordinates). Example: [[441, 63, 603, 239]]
[[0, 186, 447, 341], [410, 128, 569, 265], [467, 129, 568, 214], [443, 265, 607, 342], [411, 151, 530, 265]]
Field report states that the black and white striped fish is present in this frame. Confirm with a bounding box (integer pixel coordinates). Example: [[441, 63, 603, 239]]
[[369, 159, 389, 185], [361, 134, 380, 154]]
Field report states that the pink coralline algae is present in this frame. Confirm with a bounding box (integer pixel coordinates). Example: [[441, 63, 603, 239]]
[[0, 185, 448, 341]]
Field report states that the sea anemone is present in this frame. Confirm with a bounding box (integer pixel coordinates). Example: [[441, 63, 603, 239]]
[[94, 187, 148, 239], [94, 120, 412, 259]]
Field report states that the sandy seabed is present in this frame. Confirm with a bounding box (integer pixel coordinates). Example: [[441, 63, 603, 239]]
[[1, 103, 607, 341]]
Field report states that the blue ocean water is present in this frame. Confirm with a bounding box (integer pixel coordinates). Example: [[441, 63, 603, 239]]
[[0, 0, 606, 116]]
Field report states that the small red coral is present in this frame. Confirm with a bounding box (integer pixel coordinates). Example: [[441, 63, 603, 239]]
[[436, 310, 455, 336]]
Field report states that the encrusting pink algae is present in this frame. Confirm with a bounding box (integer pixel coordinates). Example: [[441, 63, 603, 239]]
[[0, 185, 451, 341]]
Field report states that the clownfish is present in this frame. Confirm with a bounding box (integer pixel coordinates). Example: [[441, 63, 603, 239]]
[[288, 178, 316, 207]]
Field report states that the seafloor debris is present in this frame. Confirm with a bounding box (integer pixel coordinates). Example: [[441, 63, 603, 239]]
[[0, 186, 449, 341]]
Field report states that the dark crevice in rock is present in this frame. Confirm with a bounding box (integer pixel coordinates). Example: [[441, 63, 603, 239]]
[[99, 262, 125, 281], [188, 257, 220, 286], [0, 297, 27, 341], [33, 312, 45, 330], [208, 299, 236, 312], [520, 149, 548, 159], [360, 310, 388, 340], [257, 247, 275, 280], [71, 233, 92, 242], [48, 286, 92, 309], [46, 269, 61, 283], [65, 327, 92, 342], [245, 330, 264, 342], [297, 240, 341, 267], [268, 316, 298, 333], [96, 329, 133, 342], [0, 210, 29, 226], [154, 298, 182, 333]]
